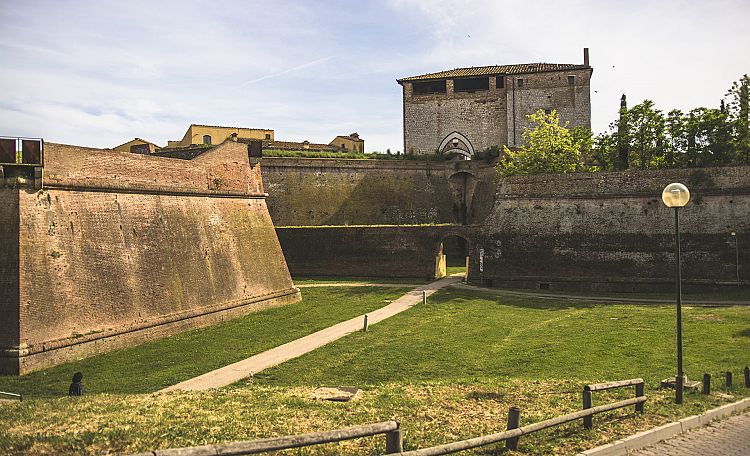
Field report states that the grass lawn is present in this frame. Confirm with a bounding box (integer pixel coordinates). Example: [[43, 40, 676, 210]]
[[293, 276, 430, 285], [0, 286, 408, 397], [1, 287, 748, 455], [492, 286, 750, 303]]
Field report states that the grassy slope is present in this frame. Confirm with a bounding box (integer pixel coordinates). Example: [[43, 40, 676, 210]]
[[1, 287, 748, 455], [254, 288, 750, 386], [0, 287, 409, 397]]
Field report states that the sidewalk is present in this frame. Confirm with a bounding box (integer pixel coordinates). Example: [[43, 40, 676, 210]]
[[161, 275, 462, 392], [630, 411, 750, 456]]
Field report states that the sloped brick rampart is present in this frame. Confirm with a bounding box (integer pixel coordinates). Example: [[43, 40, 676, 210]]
[[1, 143, 299, 374]]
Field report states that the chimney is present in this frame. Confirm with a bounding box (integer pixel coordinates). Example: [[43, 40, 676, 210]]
[[583, 48, 590, 67]]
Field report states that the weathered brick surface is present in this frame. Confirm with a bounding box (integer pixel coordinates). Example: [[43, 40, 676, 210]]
[[402, 68, 591, 155], [43, 142, 263, 196], [1, 144, 298, 375], [0, 189, 20, 350], [478, 166, 750, 291], [263, 157, 496, 226], [277, 225, 477, 280]]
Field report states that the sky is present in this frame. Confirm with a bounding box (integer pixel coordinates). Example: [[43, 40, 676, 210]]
[[1, 0, 748, 152]]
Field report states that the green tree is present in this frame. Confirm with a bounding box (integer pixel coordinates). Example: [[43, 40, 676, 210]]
[[498, 110, 586, 175], [725, 74, 750, 164], [628, 100, 667, 169], [616, 94, 630, 170]]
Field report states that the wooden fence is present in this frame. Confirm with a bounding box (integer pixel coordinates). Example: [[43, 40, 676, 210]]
[[129, 420, 402, 456], [0, 391, 22, 401]]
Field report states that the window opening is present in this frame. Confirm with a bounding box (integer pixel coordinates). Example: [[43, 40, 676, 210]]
[[412, 80, 447, 95], [203, 135, 211, 145], [454, 77, 489, 92]]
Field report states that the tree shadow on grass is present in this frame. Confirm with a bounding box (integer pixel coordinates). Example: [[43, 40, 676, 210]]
[[737, 328, 750, 337]]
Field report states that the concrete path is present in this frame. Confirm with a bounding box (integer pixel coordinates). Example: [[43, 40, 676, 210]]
[[630, 412, 750, 456], [161, 275, 462, 392], [296, 282, 427, 288]]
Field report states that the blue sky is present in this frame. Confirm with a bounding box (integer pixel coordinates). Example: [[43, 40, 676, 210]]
[[1, 0, 748, 152]]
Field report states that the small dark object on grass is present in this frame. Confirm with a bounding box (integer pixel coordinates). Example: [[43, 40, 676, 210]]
[[68, 372, 84, 396]]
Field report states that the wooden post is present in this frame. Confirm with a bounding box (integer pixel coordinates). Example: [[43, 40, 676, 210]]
[[385, 426, 403, 453], [744, 367, 749, 388], [583, 389, 593, 430], [363, 314, 368, 332], [505, 407, 521, 451], [703, 373, 711, 395], [726, 371, 732, 388], [635, 382, 645, 413]]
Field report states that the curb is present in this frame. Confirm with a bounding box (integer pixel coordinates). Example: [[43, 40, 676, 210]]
[[576, 396, 750, 455]]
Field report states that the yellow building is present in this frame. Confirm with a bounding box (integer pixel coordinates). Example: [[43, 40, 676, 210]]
[[328, 132, 364, 152], [113, 138, 159, 153], [166, 124, 274, 148]]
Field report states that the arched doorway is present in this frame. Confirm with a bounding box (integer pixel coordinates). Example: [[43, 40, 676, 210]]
[[435, 234, 470, 280], [438, 132, 474, 160]]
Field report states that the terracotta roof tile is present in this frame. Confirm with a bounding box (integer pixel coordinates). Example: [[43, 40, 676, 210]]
[[397, 63, 590, 83]]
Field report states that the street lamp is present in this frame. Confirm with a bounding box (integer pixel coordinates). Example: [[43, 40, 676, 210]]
[[662, 182, 690, 404], [731, 232, 739, 287]]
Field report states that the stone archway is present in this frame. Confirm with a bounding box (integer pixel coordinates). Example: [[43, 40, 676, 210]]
[[438, 132, 475, 160], [435, 233, 471, 281]]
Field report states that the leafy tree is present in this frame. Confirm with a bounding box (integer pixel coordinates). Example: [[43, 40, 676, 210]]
[[628, 100, 667, 169], [498, 110, 586, 175], [725, 74, 750, 164], [616, 94, 630, 170]]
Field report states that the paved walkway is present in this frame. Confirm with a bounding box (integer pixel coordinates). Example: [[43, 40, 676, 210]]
[[631, 412, 750, 456], [161, 275, 462, 392]]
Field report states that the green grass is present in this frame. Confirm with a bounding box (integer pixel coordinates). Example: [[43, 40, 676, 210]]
[[1, 287, 748, 455], [0, 287, 408, 397], [293, 276, 430, 285], [254, 288, 750, 386], [491, 286, 750, 302]]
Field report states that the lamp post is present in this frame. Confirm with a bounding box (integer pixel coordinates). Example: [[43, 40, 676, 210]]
[[731, 232, 739, 287], [662, 183, 690, 404]]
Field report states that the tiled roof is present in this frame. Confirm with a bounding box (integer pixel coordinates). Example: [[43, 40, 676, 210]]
[[191, 124, 273, 131], [397, 63, 590, 83], [333, 135, 364, 143], [261, 140, 339, 151]]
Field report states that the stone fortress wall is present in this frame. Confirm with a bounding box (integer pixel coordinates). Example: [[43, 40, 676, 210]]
[[0, 142, 300, 374], [476, 166, 750, 291], [264, 157, 749, 290]]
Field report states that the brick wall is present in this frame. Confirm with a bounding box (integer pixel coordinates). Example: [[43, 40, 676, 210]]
[[1, 143, 299, 375], [402, 68, 592, 154], [262, 157, 497, 226], [0, 189, 20, 351], [277, 225, 477, 279], [477, 166, 750, 291]]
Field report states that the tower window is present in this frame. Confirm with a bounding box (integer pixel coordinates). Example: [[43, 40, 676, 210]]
[[568, 75, 576, 85], [517, 78, 524, 88], [203, 135, 211, 145], [454, 77, 489, 92], [265, 133, 271, 140], [412, 79, 447, 95]]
